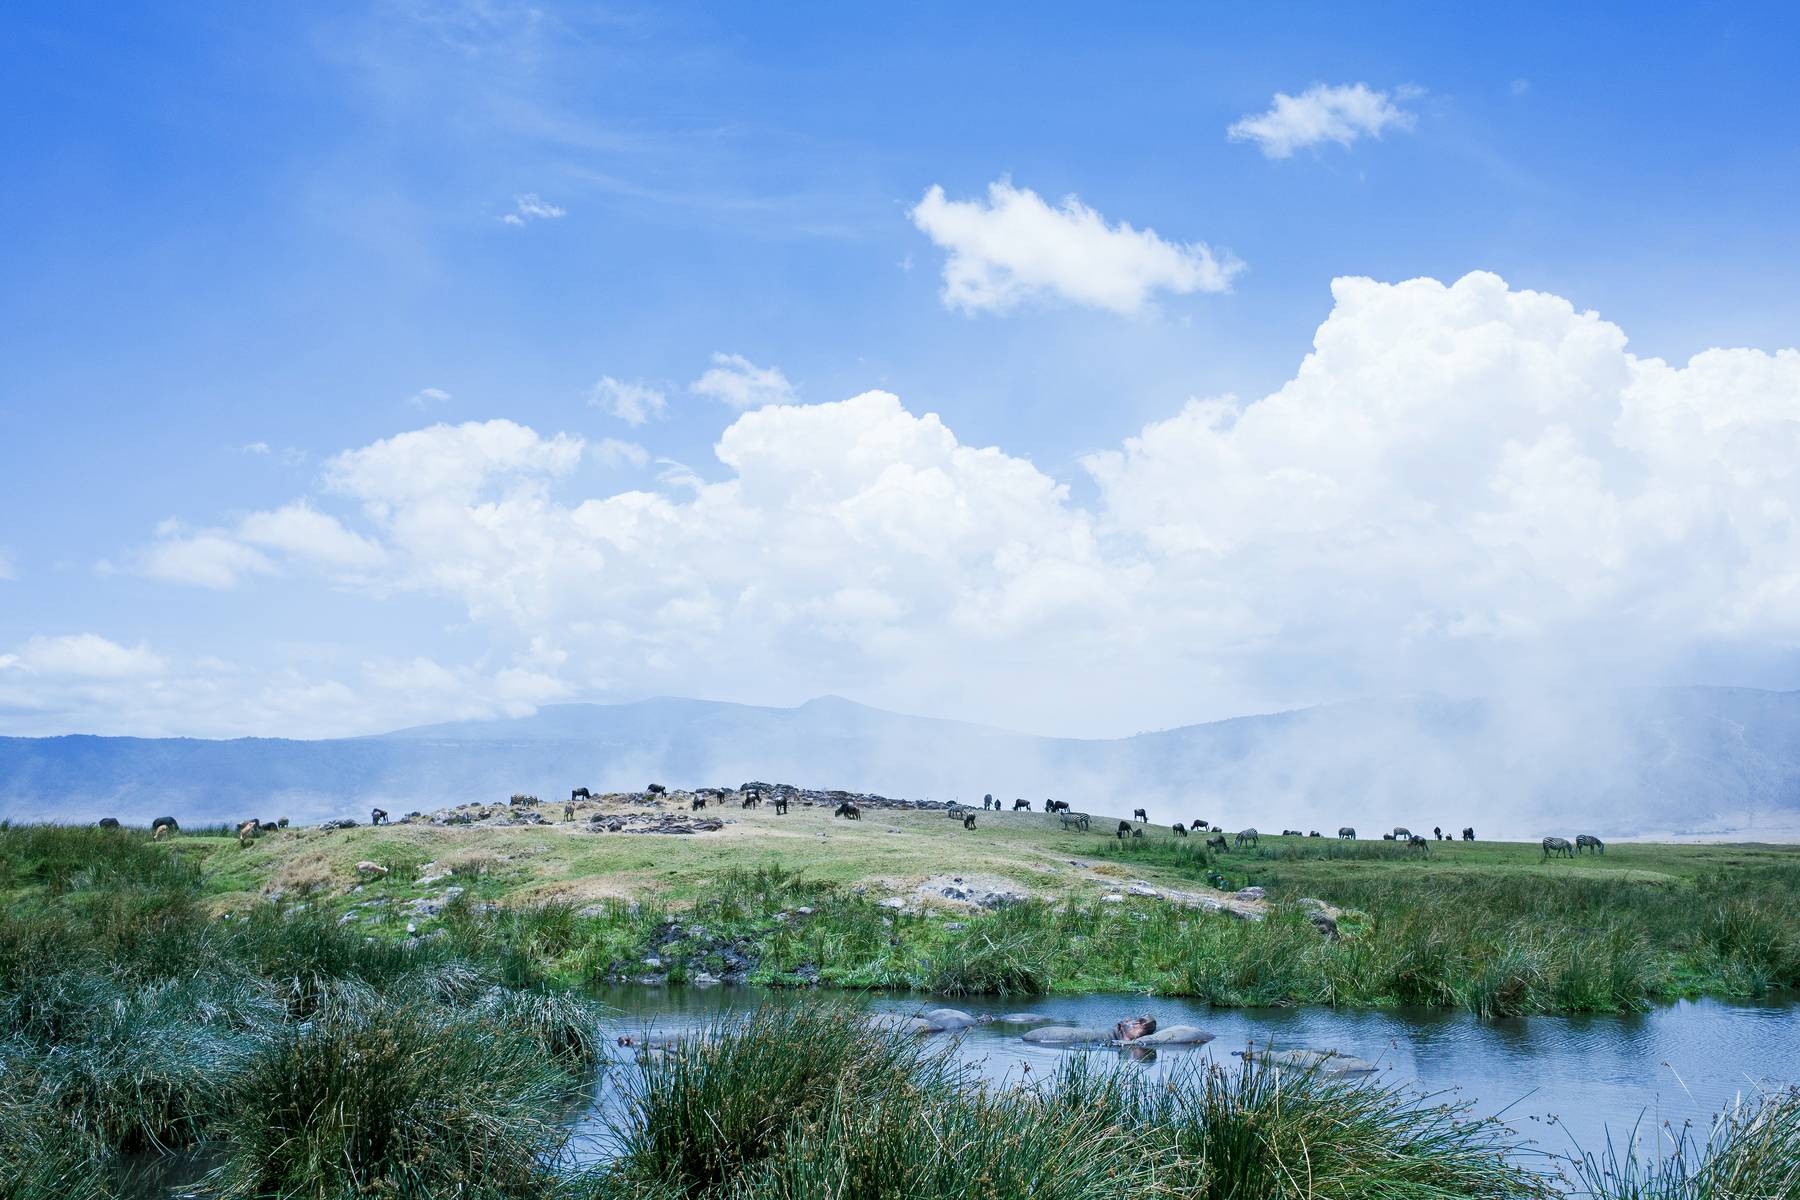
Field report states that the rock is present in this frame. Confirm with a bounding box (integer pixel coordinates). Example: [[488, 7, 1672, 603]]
[[942, 921, 966, 931], [1237, 1048, 1378, 1075], [318, 818, 358, 831], [1130, 1024, 1214, 1046], [1234, 886, 1266, 901], [1021, 1025, 1114, 1046], [879, 897, 906, 910], [1100, 893, 1125, 903], [1112, 1015, 1157, 1042], [1126, 882, 1160, 897], [1296, 897, 1327, 910], [690, 970, 721, 987], [642, 956, 664, 969], [1308, 910, 1340, 940], [416, 872, 449, 887], [920, 1008, 984, 1030], [796, 906, 814, 916]]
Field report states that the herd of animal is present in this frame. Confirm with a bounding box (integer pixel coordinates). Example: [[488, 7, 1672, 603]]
[[101, 790, 1609, 864]]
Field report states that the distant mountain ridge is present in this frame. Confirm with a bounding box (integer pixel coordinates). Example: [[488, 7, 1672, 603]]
[[2, 687, 1797, 839]]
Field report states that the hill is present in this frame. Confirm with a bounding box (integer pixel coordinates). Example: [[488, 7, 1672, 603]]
[[2, 687, 1796, 838]]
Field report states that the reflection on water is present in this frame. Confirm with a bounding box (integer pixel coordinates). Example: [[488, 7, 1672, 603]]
[[571, 987, 1800, 1168]]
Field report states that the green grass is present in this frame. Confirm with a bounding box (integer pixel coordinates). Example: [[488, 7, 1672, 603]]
[[588, 1002, 1553, 1200]]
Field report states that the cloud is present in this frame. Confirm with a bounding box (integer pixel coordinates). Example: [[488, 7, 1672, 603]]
[[589, 376, 667, 425], [1228, 83, 1417, 158], [0, 550, 14, 581], [1, 633, 165, 679], [910, 180, 1242, 315], [592, 437, 650, 468], [408, 387, 452, 408], [140, 525, 277, 589], [499, 193, 566, 226], [101, 273, 1800, 740], [236, 502, 386, 570], [690, 353, 796, 410], [240, 441, 271, 455]]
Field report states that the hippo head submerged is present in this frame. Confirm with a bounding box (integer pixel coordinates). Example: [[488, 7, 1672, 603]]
[[1113, 1015, 1157, 1042]]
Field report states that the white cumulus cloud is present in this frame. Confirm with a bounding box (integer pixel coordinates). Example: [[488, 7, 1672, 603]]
[[500, 193, 566, 226], [1229, 82, 1417, 158], [2, 633, 165, 679], [589, 376, 667, 425], [690, 353, 796, 410], [910, 180, 1242, 315]]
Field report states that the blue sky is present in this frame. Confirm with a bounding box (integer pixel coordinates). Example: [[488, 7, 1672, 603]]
[[2, 2, 1798, 738]]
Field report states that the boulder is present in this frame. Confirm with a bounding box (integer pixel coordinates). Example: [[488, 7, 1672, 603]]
[[1234, 886, 1266, 901], [1129, 1024, 1214, 1046], [1021, 1025, 1114, 1046], [1308, 910, 1340, 940], [1112, 1015, 1157, 1042]]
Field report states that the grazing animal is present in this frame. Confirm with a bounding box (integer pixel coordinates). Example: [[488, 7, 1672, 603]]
[[1046, 799, 1070, 814], [741, 792, 760, 808], [97, 817, 121, 829], [1462, 827, 1475, 841], [963, 813, 977, 830], [1392, 826, 1412, 840], [1308, 830, 1322, 838], [1116, 820, 1133, 840], [1542, 836, 1575, 860], [691, 796, 707, 811], [1235, 828, 1260, 849], [564, 802, 575, 821], [1132, 827, 1145, 839], [259, 820, 279, 833], [1383, 833, 1395, 840], [1059, 813, 1084, 831], [1132, 808, 1148, 822], [571, 787, 592, 803], [983, 793, 994, 810], [1576, 834, 1604, 855], [1205, 834, 1228, 852], [1339, 826, 1357, 840], [773, 794, 789, 814], [1280, 829, 1301, 837], [151, 817, 178, 840], [834, 800, 861, 820], [277, 817, 288, 828], [354, 860, 388, 877], [237, 819, 259, 847], [1433, 826, 1443, 840], [1172, 822, 1187, 837], [647, 783, 666, 795], [1012, 798, 1031, 811], [370, 808, 388, 826], [1407, 834, 1429, 851], [1191, 818, 1207, 832]]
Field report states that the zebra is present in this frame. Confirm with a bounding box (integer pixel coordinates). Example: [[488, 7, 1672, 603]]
[[1339, 826, 1356, 840], [1576, 834, 1605, 855], [563, 802, 575, 821], [1172, 822, 1188, 837], [1542, 836, 1575, 860], [1235, 828, 1260, 849]]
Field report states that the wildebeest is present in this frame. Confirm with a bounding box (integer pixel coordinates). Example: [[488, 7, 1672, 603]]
[[647, 783, 666, 795], [1281, 829, 1302, 837], [571, 787, 592, 803], [151, 816, 178, 840], [1382, 833, 1396, 840], [963, 813, 977, 830], [1433, 826, 1443, 840], [1235, 828, 1259, 849], [1013, 799, 1031, 811], [1116, 820, 1133, 840], [1339, 826, 1357, 840], [1132, 808, 1148, 822], [370, 808, 388, 826], [983, 793, 994, 810], [1542, 836, 1575, 860], [1408, 834, 1429, 851], [1392, 826, 1412, 840], [1205, 834, 1228, 852], [1576, 834, 1604, 855], [1172, 822, 1187, 837], [1308, 830, 1322, 838], [834, 800, 861, 820], [742, 792, 761, 808], [773, 794, 789, 814], [1046, 799, 1070, 814], [97, 817, 121, 829], [564, 802, 576, 821], [692, 796, 708, 811], [260, 820, 279, 833], [1462, 827, 1474, 841]]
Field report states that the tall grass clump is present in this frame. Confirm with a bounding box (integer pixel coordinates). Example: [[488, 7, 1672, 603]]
[[1568, 1088, 1800, 1199], [205, 995, 582, 1200], [595, 1001, 1550, 1200]]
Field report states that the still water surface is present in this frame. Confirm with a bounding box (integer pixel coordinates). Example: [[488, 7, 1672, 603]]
[[573, 987, 1800, 1169]]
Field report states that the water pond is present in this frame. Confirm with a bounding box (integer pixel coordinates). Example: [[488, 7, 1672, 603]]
[[571, 986, 1800, 1170]]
